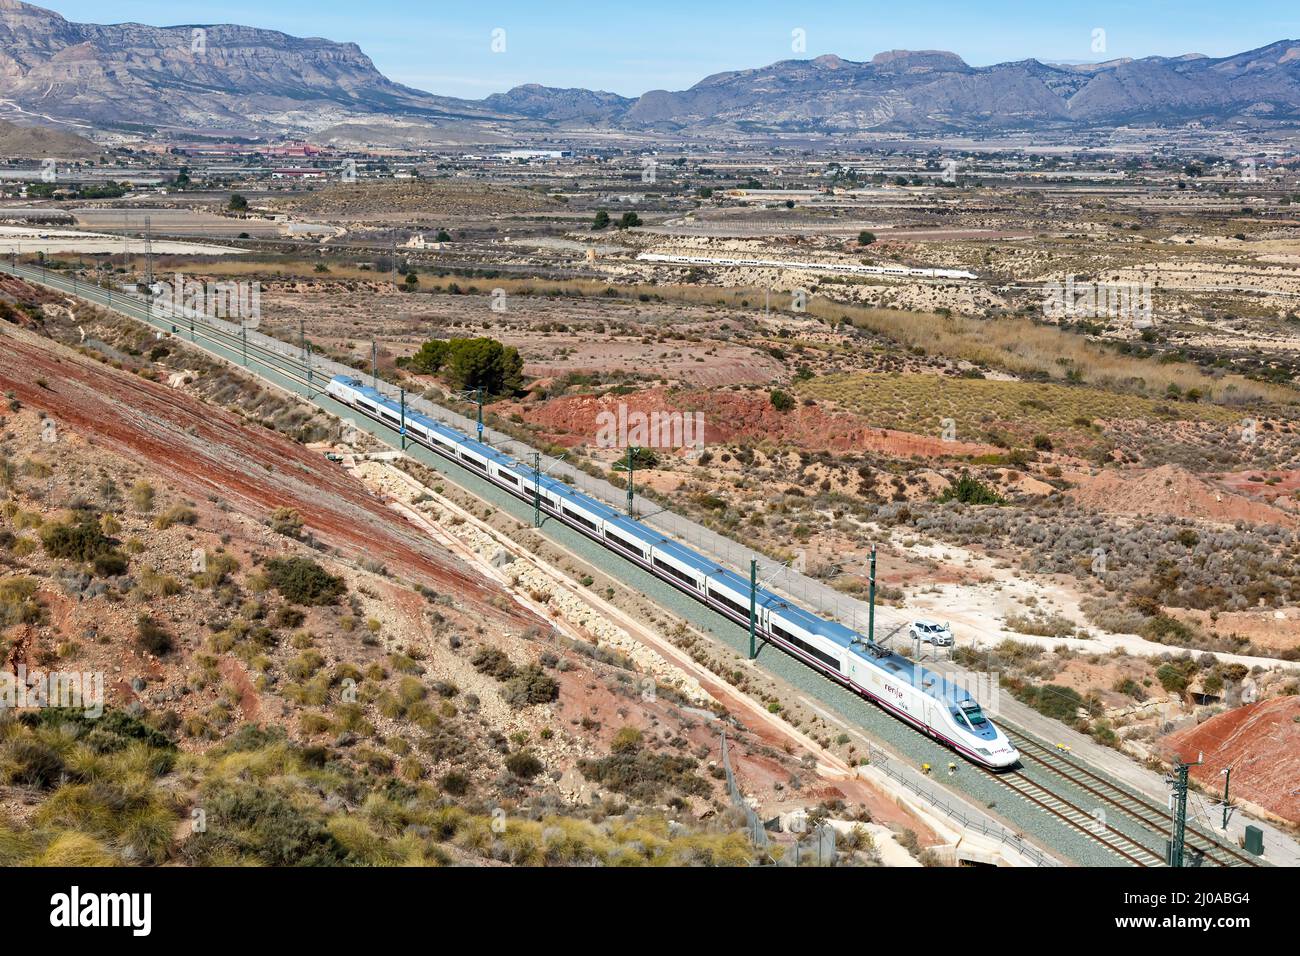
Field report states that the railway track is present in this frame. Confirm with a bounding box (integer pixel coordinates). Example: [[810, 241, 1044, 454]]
[[1007, 732, 1260, 868], [975, 764, 1165, 866], [4, 262, 1271, 869]]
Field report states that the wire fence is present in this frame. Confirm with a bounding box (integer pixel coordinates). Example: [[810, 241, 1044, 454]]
[[720, 731, 770, 857], [14, 261, 919, 645], [722, 729, 1056, 868], [777, 821, 839, 867], [720, 730, 838, 866], [12, 253, 1061, 868], [861, 740, 1059, 867]]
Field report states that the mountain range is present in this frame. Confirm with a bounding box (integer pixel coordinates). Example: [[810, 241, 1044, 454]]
[[3, 1, 1300, 139]]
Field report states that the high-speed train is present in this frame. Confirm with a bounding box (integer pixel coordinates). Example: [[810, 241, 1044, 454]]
[[327, 375, 1018, 768]]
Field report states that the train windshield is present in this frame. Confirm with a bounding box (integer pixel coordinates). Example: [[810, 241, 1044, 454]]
[[959, 701, 987, 727]]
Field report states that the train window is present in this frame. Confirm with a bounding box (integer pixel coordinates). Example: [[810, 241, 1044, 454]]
[[459, 453, 486, 471], [497, 470, 519, 486], [709, 586, 749, 618], [772, 622, 840, 671], [605, 529, 645, 555], [653, 556, 699, 589], [563, 507, 598, 531]]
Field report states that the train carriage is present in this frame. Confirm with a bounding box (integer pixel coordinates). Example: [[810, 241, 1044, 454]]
[[325, 375, 1018, 768]]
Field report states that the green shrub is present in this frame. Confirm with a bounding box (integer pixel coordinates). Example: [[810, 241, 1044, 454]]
[[502, 665, 559, 708], [136, 616, 174, 656], [577, 750, 709, 802], [39, 515, 111, 561], [937, 471, 1006, 505], [471, 646, 516, 680], [439, 771, 470, 796], [504, 750, 544, 779], [1015, 683, 1083, 722], [92, 550, 129, 577], [154, 505, 198, 530], [611, 726, 643, 754], [0, 736, 66, 789], [264, 557, 345, 606], [129, 481, 155, 513], [183, 780, 347, 866], [270, 507, 303, 539], [1156, 661, 1196, 693], [0, 576, 41, 627]]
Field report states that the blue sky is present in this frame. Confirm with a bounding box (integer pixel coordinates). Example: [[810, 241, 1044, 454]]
[[51, 1, 1300, 99]]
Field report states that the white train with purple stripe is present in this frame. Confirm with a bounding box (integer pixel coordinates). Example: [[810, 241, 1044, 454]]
[[327, 375, 1019, 769]]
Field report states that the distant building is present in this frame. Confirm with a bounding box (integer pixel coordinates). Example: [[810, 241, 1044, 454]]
[[493, 149, 573, 161], [271, 168, 328, 180], [404, 234, 445, 250], [265, 143, 322, 158]]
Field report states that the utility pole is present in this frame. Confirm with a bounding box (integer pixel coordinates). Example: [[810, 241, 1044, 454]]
[[475, 386, 484, 442], [143, 215, 154, 286], [241, 325, 247, 366], [748, 559, 758, 660], [399, 388, 406, 450], [625, 445, 637, 515], [868, 544, 877, 644], [306, 343, 314, 396], [371, 339, 378, 388], [299, 319, 306, 361], [1169, 753, 1202, 867], [1221, 766, 1232, 830]]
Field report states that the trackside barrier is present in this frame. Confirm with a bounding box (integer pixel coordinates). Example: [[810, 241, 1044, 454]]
[[9, 262, 1060, 868], [862, 741, 1058, 867], [720, 731, 770, 860], [7, 263, 915, 639]]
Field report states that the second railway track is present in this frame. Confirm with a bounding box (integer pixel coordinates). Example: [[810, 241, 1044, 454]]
[[5, 262, 1272, 869]]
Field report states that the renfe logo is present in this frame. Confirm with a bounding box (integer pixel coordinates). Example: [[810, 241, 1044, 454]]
[[49, 886, 151, 937]]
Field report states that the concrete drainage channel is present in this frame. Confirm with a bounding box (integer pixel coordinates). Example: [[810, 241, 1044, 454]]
[[9, 261, 1227, 867]]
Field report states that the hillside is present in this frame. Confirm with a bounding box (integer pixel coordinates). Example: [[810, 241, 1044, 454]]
[[4, 2, 1300, 136], [0, 0, 498, 133], [0, 118, 99, 158], [0, 278, 907, 867], [1163, 696, 1300, 824]]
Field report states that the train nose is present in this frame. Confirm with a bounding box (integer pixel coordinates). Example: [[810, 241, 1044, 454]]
[[990, 749, 1020, 769]]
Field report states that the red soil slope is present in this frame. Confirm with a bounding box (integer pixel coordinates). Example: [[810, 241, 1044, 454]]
[[1068, 464, 1296, 527], [1162, 696, 1300, 824], [0, 326, 521, 623], [522, 388, 999, 459]]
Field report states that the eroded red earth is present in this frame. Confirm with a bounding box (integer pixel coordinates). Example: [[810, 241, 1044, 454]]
[[0, 326, 521, 623]]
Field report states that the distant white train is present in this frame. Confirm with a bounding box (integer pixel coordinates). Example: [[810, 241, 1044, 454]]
[[637, 252, 978, 281], [327, 375, 1018, 769]]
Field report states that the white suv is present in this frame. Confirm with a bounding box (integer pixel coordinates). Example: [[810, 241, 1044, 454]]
[[909, 620, 954, 646]]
